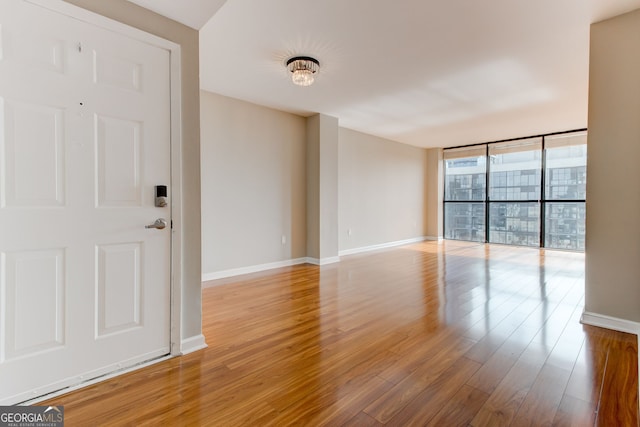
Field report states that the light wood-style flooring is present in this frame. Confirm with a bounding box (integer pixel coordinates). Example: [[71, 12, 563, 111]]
[[42, 241, 638, 426]]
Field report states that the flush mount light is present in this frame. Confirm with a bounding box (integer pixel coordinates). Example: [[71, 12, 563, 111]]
[[286, 56, 320, 87]]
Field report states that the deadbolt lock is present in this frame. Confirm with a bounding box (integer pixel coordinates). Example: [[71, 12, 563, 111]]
[[155, 185, 168, 207]]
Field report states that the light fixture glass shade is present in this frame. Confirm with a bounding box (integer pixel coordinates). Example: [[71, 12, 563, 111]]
[[286, 56, 319, 87], [292, 69, 315, 86]]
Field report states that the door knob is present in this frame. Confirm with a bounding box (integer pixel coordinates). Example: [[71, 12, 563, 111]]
[[145, 218, 167, 229]]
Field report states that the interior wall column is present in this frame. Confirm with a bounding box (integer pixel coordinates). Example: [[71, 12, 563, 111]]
[[425, 148, 443, 240], [583, 8, 640, 333], [306, 114, 339, 264]]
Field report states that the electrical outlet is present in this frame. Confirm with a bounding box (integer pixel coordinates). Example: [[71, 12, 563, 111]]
[[281, 235, 286, 245], [347, 228, 352, 236]]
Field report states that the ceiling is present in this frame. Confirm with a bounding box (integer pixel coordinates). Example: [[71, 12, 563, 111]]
[[126, 0, 227, 30], [135, 0, 640, 148]]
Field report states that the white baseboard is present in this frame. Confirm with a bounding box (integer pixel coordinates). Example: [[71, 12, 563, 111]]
[[201, 237, 434, 282], [425, 236, 443, 241], [180, 334, 207, 355], [338, 236, 428, 257], [305, 256, 340, 266], [580, 311, 640, 335], [202, 258, 309, 282]]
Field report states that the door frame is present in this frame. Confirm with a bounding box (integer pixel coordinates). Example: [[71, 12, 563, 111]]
[[24, 0, 186, 355]]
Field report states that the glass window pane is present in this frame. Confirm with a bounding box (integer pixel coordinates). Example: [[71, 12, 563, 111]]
[[489, 138, 541, 201], [544, 202, 586, 250], [489, 202, 540, 247], [444, 154, 486, 201], [545, 134, 587, 200], [445, 203, 485, 242], [545, 131, 587, 150], [444, 145, 486, 160]]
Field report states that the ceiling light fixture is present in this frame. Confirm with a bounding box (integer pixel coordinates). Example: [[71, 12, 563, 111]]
[[286, 56, 320, 87]]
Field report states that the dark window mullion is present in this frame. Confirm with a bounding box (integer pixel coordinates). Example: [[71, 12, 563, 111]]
[[540, 136, 546, 248], [485, 144, 490, 243]]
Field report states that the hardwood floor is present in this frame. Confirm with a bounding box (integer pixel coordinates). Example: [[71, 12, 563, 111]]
[[41, 240, 638, 426]]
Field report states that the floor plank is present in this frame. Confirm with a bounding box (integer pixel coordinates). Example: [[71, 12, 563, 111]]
[[37, 241, 637, 426], [596, 332, 639, 426], [426, 384, 490, 427]]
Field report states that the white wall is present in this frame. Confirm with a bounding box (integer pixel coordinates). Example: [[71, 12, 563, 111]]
[[338, 128, 428, 252], [585, 8, 640, 327], [200, 91, 307, 277]]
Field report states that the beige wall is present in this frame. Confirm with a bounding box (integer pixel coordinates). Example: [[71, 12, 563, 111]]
[[338, 128, 428, 252], [306, 115, 320, 259], [585, 8, 640, 323], [62, 0, 203, 341], [425, 148, 444, 239], [200, 92, 307, 274], [306, 114, 340, 261], [201, 97, 431, 273]]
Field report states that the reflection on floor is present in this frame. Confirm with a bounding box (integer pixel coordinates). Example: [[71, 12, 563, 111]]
[[43, 240, 638, 426]]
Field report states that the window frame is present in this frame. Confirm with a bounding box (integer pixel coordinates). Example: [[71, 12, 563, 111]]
[[443, 129, 587, 250]]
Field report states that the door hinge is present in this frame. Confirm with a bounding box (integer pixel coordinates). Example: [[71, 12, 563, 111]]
[[171, 220, 173, 229]]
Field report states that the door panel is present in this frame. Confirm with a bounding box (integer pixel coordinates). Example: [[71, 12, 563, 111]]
[[96, 242, 142, 337], [1, 25, 66, 74], [96, 115, 143, 207], [2, 100, 66, 207], [0, 0, 171, 404], [93, 50, 142, 93], [3, 250, 65, 360]]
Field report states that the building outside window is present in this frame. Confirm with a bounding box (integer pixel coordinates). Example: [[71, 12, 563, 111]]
[[443, 130, 586, 251], [488, 138, 541, 247], [544, 132, 587, 250], [444, 146, 486, 242]]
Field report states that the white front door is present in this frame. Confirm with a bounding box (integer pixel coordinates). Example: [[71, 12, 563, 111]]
[[0, 0, 172, 404]]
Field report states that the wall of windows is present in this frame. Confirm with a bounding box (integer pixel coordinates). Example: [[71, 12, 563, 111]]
[[443, 130, 586, 250]]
